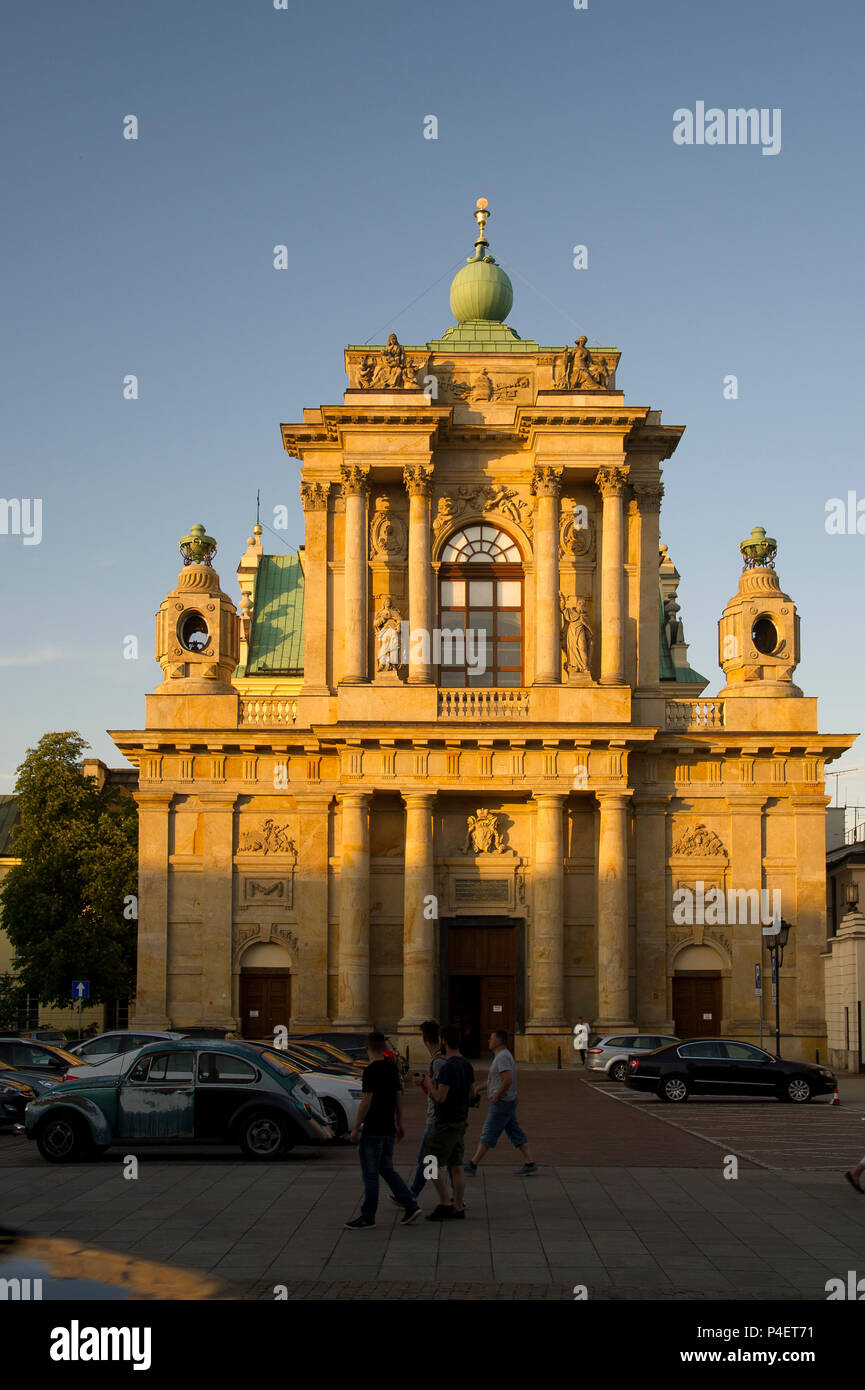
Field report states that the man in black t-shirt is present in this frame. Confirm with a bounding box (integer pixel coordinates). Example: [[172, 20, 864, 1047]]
[[345, 1031, 421, 1230], [423, 1024, 477, 1221]]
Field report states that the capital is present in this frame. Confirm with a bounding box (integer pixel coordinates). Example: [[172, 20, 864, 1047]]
[[403, 463, 434, 497], [530, 464, 564, 499], [300, 480, 331, 512], [339, 464, 370, 497], [595, 466, 628, 499], [631, 480, 664, 513]]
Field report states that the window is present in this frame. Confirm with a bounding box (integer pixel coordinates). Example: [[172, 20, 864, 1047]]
[[678, 1041, 725, 1059], [439, 527, 523, 688], [723, 1043, 772, 1062], [132, 1051, 194, 1083], [197, 1052, 257, 1084], [81, 1036, 122, 1057]]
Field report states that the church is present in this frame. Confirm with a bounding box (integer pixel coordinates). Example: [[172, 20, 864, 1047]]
[[111, 200, 853, 1060]]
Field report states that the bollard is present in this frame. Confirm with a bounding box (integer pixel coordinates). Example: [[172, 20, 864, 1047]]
[[557, 1045, 562, 1070], [815, 1048, 820, 1065]]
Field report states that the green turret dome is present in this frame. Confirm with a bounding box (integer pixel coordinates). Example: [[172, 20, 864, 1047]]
[[449, 198, 514, 324]]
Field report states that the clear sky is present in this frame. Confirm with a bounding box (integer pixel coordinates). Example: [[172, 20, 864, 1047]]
[[2, 0, 864, 803]]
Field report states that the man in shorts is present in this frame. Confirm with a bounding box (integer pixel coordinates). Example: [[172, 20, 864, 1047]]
[[424, 1024, 475, 1220], [464, 1029, 538, 1176]]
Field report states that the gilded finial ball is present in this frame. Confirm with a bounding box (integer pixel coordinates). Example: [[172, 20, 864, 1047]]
[[476, 197, 488, 210]]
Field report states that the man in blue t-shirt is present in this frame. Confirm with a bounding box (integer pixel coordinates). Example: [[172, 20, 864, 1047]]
[[423, 1024, 477, 1220]]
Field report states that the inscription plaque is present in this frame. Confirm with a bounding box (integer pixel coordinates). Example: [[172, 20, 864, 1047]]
[[455, 879, 510, 905]]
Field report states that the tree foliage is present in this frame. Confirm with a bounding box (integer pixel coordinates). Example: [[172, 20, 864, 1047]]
[[0, 733, 138, 1008]]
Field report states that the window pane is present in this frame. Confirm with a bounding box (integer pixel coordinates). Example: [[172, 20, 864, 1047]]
[[442, 545, 459, 561], [498, 581, 521, 606], [468, 610, 494, 635], [468, 580, 494, 606], [465, 526, 482, 541], [498, 611, 521, 636], [440, 580, 465, 607], [497, 643, 521, 666], [497, 671, 521, 685], [503, 546, 520, 561], [198, 1052, 257, 1083], [468, 552, 487, 563], [481, 526, 498, 541], [439, 668, 464, 686], [468, 671, 493, 686]]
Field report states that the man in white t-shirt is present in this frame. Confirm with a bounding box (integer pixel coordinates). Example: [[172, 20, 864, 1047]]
[[573, 1017, 589, 1064], [464, 1029, 537, 1177]]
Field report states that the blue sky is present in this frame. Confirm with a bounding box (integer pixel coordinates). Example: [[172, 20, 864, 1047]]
[[2, 0, 864, 802]]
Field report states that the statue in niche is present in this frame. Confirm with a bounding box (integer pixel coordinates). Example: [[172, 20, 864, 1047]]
[[369, 497, 407, 560], [461, 809, 506, 855], [373, 595, 402, 671], [433, 495, 465, 537], [559, 593, 593, 678]]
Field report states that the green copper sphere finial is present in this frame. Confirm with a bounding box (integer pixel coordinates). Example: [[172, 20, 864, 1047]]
[[180, 523, 217, 567], [448, 196, 514, 324], [740, 525, 777, 570]]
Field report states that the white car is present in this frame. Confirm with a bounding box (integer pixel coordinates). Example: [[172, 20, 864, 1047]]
[[58, 1046, 362, 1137]]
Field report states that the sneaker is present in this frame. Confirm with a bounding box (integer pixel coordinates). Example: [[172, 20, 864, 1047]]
[[400, 1203, 422, 1225], [463, 1160, 478, 1175], [344, 1215, 375, 1229], [425, 1203, 456, 1221], [516, 1163, 539, 1176]]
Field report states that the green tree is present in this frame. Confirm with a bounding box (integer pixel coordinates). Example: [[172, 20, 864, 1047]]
[[0, 733, 138, 1008]]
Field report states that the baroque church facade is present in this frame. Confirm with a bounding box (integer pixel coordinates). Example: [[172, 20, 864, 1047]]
[[112, 200, 853, 1059]]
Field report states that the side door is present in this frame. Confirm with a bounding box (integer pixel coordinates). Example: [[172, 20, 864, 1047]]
[[677, 1041, 728, 1093], [721, 1042, 779, 1093], [117, 1050, 196, 1140], [194, 1051, 262, 1140]]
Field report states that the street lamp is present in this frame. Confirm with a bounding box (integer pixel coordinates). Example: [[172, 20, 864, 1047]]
[[766, 918, 792, 1058], [845, 881, 859, 912]]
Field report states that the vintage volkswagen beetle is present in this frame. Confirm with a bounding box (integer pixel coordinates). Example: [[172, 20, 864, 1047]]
[[24, 1038, 333, 1162]]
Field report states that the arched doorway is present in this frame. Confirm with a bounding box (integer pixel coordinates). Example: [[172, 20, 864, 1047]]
[[239, 942, 292, 1039], [672, 944, 724, 1037], [438, 524, 524, 687]]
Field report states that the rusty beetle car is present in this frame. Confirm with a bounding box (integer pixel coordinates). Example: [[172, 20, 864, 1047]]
[[24, 1038, 333, 1162]]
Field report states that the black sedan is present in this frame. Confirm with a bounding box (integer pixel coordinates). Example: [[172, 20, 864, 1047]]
[[625, 1038, 836, 1103]]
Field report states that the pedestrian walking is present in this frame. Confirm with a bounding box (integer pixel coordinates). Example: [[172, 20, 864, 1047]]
[[573, 1016, 589, 1064], [393, 1020, 445, 1204], [344, 1031, 421, 1229], [464, 1029, 538, 1177], [423, 1025, 475, 1220], [844, 1152, 865, 1194]]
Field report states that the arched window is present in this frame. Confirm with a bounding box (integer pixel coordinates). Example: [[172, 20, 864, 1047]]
[[438, 525, 523, 687]]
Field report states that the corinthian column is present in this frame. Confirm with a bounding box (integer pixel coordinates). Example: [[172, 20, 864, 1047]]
[[300, 481, 331, 693], [340, 464, 369, 684], [403, 463, 434, 684], [632, 481, 664, 689], [527, 792, 567, 1030], [531, 465, 564, 684], [131, 791, 173, 1028], [596, 789, 633, 1029], [596, 466, 628, 685], [398, 792, 436, 1031], [335, 791, 371, 1027]]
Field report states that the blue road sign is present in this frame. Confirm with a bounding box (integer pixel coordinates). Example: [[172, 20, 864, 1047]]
[[754, 963, 762, 995], [72, 980, 90, 1000]]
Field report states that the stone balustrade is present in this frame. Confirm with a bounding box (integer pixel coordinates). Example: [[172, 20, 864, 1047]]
[[239, 697, 298, 726], [665, 698, 725, 731], [438, 688, 530, 719]]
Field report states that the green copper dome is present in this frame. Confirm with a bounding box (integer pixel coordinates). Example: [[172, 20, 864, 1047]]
[[449, 197, 514, 324]]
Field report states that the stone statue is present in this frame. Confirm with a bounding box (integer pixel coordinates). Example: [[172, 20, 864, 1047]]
[[373, 595, 402, 671], [238, 820, 297, 857], [369, 497, 408, 560], [672, 823, 727, 857], [554, 336, 607, 391], [559, 594, 593, 677], [461, 809, 506, 854]]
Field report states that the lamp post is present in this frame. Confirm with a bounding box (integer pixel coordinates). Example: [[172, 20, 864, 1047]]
[[765, 919, 792, 1058]]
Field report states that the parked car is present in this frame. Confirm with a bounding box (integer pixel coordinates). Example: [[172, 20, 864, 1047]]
[[625, 1038, 837, 1103], [67, 1030, 184, 1060], [25, 1038, 333, 1162], [284, 1041, 364, 1075], [587, 1032, 679, 1082], [0, 1057, 58, 1127], [292, 1032, 407, 1076], [19, 1029, 68, 1046], [0, 1039, 92, 1078]]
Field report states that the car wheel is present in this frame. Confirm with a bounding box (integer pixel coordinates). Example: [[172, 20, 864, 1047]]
[[782, 1077, 812, 1104], [609, 1060, 628, 1083], [239, 1112, 293, 1160], [658, 1075, 689, 1103], [322, 1099, 348, 1137], [36, 1115, 93, 1163]]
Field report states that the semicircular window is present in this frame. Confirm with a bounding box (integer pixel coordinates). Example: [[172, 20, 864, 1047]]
[[441, 525, 521, 564]]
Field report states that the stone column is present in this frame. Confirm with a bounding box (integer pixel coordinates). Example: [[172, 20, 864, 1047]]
[[632, 481, 664, 689], [131, 791, 173, 1028], [527, 793, 567, 1031], [398, 792, 436, 1032], [293, 795, 332, 1028], [596, 466, 628, 686], [300, 481, 331, 693], [634, 795, 673, 1028], [403, 463, 434, 684], [200, 794, 238, 1029], [532, 465, 563, 684], [340, 464, 369, 684], [791, 793, 829, 1043], [335, 791, 371, 1027], [727, 793, 766, 1034], [596, 789, 633, 1028]]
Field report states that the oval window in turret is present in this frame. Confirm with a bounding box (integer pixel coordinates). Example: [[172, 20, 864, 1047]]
[[751, 615, 778, 656], [178, 610, 210, 653]]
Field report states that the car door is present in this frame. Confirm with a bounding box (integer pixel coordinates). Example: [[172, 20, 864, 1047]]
[[5, 1043, 67, 1077], [117, 1050, 196, 1140], [676, 1041, 728, 1093], [720, 1042, 779, 1093], [194, 1051, 261, 1140]]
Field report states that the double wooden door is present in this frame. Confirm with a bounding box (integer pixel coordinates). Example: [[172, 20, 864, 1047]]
[[239, 969, 291, 1039], [447, 923, 516, 1057], [672, 973, 722, 1038]]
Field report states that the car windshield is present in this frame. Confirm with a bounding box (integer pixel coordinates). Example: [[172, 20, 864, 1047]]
[[261, 1050, 301, 1076]]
